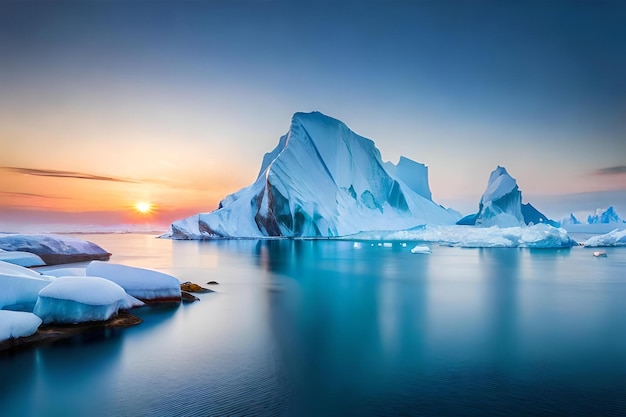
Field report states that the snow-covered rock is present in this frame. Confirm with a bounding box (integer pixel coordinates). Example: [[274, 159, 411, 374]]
[[0, 249, 45, 267], [0, 261, 54, 310], [0, 234, 111, 265], [168, 112, 458, 239], [587, 206, 625, 224], [33, 276, 143, 324], [346, 223, 576, 248], [456, 166, 556, 228], [0, 310, 42, 341], [583, 229, 626, 247], [86, 261, 181, 301]]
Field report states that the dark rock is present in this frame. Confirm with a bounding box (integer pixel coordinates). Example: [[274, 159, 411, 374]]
[[206, 281, 219, 285], [180, 281, 213, 293], [181, 291, 200, 303]]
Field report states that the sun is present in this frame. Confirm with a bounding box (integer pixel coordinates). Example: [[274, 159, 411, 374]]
[[134, 201, 153, 214]]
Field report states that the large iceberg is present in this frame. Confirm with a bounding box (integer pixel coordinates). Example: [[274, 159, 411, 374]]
[[587, 206, 625, 224], [583, 229, 626, 247], [0, 234, 111, 265], [33, 276, 143, 324], [86, 261, 181, 301], [457, 166, 556, 228], [0, 261, 54, 310], [346, 223, 576, 248], [168, 112, 458, 239], [0, 310, 42, 341]]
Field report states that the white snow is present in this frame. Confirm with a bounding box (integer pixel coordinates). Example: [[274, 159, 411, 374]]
[[86, 261, 181, 300], [0, 310, 42, 341], [411, 245, 432, 254], [34, 276, 143, 324], [345, 224, 575, 248], [0, 261, 54, 310], [583, 229, 626, 247], [0, 249, 45, 267], [168, 112, 458, 239]]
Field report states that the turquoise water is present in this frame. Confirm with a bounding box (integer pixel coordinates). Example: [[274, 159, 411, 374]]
[[1, 234, 626, 416]]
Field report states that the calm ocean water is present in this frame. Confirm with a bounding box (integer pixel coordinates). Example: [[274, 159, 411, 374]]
[[1, 233, 625, 416]]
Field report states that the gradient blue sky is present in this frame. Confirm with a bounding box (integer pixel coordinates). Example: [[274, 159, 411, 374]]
[[1, 0, 625, 230]]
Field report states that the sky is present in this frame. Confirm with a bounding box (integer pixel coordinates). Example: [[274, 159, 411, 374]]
[[1, 0, 625, 231]]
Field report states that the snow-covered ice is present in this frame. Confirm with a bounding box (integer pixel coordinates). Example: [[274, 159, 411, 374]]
[[345, 224, 576, 248], [411, 245, 432, 254], [0, 261, 54, 310], [0, 249, 45, 267], [168, 112, 458, 239], [34, 276, 143, 324], [0, 310, 42, 341], [86, 261, 181, 301], [44, 267, 88, 277], [0, 233, 110, 265], [583, 229, 626, 247]]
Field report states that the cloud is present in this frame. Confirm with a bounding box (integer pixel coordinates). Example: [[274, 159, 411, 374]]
[[0, 191, 74, 199], [594, 166, 626, 175], [0, 167, 140, 183]]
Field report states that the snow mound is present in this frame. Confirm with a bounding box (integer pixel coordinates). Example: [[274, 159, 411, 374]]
[[168, 112, 458, 239], [583, 229, 626, 247], [86, 261, 181, 301], [346, 224, 576, 248], [0, 261, 54, 310], [0, 249, 45, 267], [0, 310, 42, 341], [34, 276, 142, 324], [0, 234, 111, 265]]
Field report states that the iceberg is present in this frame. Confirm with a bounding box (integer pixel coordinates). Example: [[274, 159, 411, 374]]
[[168, 112, 458, 239], [456, 166, 556, 228], [346, 223, 576, 248], [33, 276, 143, 324], [0, 249, 45, 267], [0, 261, 54, 310], [411, 245, 432, 254], [86, 261, 181, 301], [583, 229, 626, 247], [0, 310, 42, 341], [560, 213, 581, 226], [0, 234, 111, 265], [587, 206, 625, 224]]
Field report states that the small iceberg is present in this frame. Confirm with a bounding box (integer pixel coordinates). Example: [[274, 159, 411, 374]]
[[411, 245, 432, 254], [583, 229, 626, 247], [593, 251, 608, 257]]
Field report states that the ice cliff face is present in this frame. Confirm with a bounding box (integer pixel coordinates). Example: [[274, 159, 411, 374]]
[[170, 112, 458, 239], [457, 166, 556, 228]]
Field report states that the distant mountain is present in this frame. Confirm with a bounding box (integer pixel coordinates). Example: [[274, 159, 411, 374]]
[[457, 166, 557, 227], [169, 112, 458, 239]]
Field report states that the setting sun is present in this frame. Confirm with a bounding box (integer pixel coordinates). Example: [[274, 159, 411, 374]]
[[134, 201, 153, 214]]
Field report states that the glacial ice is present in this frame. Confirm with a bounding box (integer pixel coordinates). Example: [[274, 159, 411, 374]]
[[0, 233, 111, 265], [411, 245, 432, 254], [0, 310, 42, 341], [169, 112, 458, 239], [33, 276, 143, 324], [587, 206, 624, 224], [457, 166, 555, 228], [346, 223, 576, 248], [0, 249, 45, 267], [583, 229, 626, 247], [0, 261, 54, 310], [86, 261, 181, 301]]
